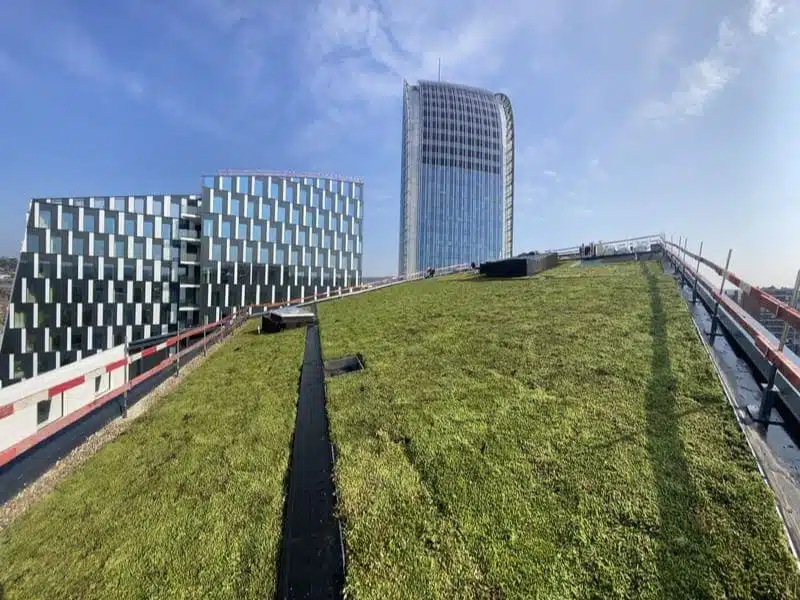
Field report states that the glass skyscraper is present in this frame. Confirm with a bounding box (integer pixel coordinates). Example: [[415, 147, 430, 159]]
[[399, 80, 514, 275]]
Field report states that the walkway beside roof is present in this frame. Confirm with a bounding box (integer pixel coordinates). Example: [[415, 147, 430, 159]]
[[664, 257, 800, 559], [276, 322, 344, 600]]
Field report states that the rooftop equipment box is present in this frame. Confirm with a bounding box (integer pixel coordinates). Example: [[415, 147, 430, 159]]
[[479, 253, 558, 278]]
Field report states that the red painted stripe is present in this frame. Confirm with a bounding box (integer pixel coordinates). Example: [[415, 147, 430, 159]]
[[48, 376, 85, 397], [0, 384, 127, 468], [672, 250, 800, 391], [141, 346, 159, 358], [672, 243, 800, 332], [0, 266, 465, 467], [105, 358, 127, 373]]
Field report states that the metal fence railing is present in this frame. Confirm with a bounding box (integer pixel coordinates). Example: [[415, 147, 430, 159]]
[[549, 233, 663, 259], [662, 237, 800, 423], [0, 262, 474, 467]]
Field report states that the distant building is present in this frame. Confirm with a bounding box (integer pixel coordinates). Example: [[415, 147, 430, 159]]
[[0, 171, 364, 387], [734, 286, 799, 353], [398, 80, 514, 275]]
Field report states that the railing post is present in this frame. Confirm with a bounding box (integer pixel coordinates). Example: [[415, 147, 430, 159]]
[[175, 322, 181, 377], [752, 268, 800, 425], [692, 241, 703, 305], [707, 248, 733, 344], [203, 315, 208, 357], [672, 236, 678, 273], [121, 342, 129, 418], [673, 236, 682, 281]]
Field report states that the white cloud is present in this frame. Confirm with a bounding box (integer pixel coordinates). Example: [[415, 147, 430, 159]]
[[0, 2, 234, 138], [299, 0, 564, 146], [635, 2, 793, 127], [749, 0, 782, 35], [635, 19, 741, 125], [543, 170, 559, 178]]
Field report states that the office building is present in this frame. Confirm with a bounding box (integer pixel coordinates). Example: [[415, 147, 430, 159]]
[[399, 80, 514, 275], [0, 171, 363, 387], [733, 285, 799, 354]]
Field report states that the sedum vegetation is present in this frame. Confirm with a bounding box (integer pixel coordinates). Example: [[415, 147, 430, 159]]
[[0, 321, 304, 600], [319, 262, 799, 600]]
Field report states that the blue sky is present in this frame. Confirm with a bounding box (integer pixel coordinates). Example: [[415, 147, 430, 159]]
[[0, 0, 798, 284]]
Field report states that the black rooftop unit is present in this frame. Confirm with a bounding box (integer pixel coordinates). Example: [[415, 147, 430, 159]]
[[479, 253, 559, 278]]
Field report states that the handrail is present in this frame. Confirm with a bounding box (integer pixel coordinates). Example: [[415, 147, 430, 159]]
[[663, 245, 800, 393], [549, 233, 663, 254], [663, 240, 800, 331], [548, 234, 662, 254], [0, 262, 473, 467]]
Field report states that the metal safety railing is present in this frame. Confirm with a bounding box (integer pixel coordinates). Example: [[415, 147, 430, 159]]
[[549, 233, 664, 259], [662, 236, 800, 423], [0, 262, 474, 467]]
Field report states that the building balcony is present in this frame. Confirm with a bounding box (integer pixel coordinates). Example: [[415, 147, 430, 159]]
[[179, 251, 201, 264], [180, 205, 201, 219], [178, 230, 200, 241]]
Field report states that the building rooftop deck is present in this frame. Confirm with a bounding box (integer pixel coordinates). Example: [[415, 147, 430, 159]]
[[1, 261, 798, 599]]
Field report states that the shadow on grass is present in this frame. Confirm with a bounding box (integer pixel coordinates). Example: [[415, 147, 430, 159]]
[[273, 356, 306, 600], [641, 261, 712, 597]]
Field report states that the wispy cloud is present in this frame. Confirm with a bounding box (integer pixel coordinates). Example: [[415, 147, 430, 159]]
[[298, 0, 565, 148], [0, 3, 234, 139], [749, 0, 783, 35], [635, 0, 789, 127], [636, 19, 740, 125], [55, 23, 231, 139]]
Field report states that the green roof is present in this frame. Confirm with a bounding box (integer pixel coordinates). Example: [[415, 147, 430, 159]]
[[1, 261, 798, 599], [0, 322, 304, 599], [318, 262, 798, 598]]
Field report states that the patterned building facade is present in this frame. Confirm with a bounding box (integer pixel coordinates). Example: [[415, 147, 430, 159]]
[[0, 172, 363, 387], [399, 80, 514, 275]]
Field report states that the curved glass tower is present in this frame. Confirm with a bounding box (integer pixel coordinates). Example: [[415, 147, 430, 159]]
[[399, 80, 514, 275]]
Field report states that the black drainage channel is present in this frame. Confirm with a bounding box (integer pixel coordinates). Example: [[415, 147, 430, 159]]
[[276, 323, 345, 600]]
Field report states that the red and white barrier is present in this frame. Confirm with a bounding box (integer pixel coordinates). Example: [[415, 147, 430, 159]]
[[664, 242, 800, 393], [663, 240, 800, 331], [0, 263, 474, 468], [0, 345, 128, 464]]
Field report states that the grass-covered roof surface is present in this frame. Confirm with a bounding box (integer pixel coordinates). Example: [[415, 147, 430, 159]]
[[0, 321, 304, 600], [318, 261, 799, 599]]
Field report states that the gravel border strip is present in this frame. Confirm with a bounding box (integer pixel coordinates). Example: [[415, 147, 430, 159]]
[[0, 337, 228, 531]]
